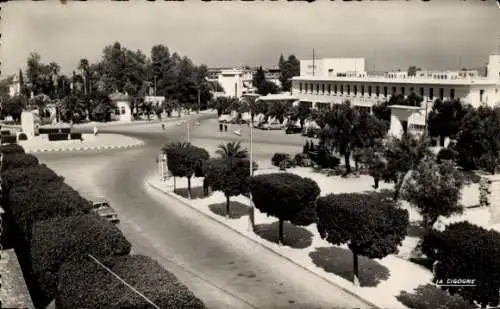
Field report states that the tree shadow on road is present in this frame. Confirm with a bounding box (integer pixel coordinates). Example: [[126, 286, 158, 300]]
[[309, 247, 390, 287], [174, 186, 211, 199], [254, 221, 313, 249], [209, 201, 250, 219]]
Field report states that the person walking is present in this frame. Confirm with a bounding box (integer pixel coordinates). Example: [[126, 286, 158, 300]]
[[161, 123, 165, 131], [93, 125, 99, 136]]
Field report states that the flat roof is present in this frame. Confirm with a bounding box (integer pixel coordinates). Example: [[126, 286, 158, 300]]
[[257, 94, 298, 101], [292, 75, 495, 86]]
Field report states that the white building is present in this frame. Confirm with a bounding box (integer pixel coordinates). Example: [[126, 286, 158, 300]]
[[207, 68, 255, 98], [291, 55, 500, 137], [144, 96, 165, 107], [109, 91, 132, 122]]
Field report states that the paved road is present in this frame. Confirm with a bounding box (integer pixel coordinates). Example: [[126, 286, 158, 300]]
[[36, 116, 372, 309]]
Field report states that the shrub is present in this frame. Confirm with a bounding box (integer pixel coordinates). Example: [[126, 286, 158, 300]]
[[271, 153, 291, 167], [31, 214, 131, 306], [396, 284, 471, 309], [9, 181, 92, 240], [1, 135, 18, 144], [0, 143, 25, 154], [17, 132, 28, 141], [1, 129, 11, 136], [436, 147, 457, 163], [39, 128, 61, 135], [48, 133, 69, 141], [56, 255, 207, 309], [294, 153, 308, 167], [60, 128, 71, 134], [1, 153, 39, 172], [1, 164, 62, 193]]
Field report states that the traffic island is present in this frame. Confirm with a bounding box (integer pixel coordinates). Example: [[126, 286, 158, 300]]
[[146, 168, 435, 309], [18, 133, 144, 153]]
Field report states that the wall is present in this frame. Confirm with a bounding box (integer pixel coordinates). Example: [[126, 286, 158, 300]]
[[300, 58, 365, 77]]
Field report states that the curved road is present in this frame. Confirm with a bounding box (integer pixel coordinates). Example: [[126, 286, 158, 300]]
[[36, 115, 372, 309]]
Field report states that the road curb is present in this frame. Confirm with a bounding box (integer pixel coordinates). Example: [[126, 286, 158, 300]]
[[147, 180, 382, 309], [23, 141, 145, 154]]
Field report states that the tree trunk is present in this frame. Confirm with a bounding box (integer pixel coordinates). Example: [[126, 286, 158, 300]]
[[393, 175, 403, 200], [278, 219, 284, 245], [354, 159, 359, 172], [352, 251, 360, 287], [173, 177, 177, 191], [374, 177, 379, 189], [226, 195, 231, 218], [344, 151, 351, 174], [187, 177, 192, 199]]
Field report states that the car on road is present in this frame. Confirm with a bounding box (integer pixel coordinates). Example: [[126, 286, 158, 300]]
[[92, 199, 120, 224]]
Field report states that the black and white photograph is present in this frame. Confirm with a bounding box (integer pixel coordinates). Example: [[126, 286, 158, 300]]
[[0, 1, 499, 308]]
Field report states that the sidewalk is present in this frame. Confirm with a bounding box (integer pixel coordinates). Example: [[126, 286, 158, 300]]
[[146, 166, 435, 309], [19, 133, 144, 153]]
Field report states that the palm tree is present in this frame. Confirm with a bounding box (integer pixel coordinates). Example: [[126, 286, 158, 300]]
[[162, 141, 191, 190], [216, 141, 248, 160]]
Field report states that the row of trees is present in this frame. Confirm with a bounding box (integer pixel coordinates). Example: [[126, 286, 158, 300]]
[[1, 42, 217, 123], [0, 144, 206, 309]]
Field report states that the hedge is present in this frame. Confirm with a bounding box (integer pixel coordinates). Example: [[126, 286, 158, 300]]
[[271, 153, 291, 167], [396, 284, 472, 309], [48, 133, 69, 141], [1, 164, 63, 193], [1, 135, 18, 144], [39, 128, 66, 135], [0, 143, 25, 154], [56, 255, 207, 309], [70, 133, 82, 140], [1, 153, 39, 172], [1, 129, 11, 135], [31, 213, 131, 306], [18, 132, 28, 141], [9, 181, 92, 240]]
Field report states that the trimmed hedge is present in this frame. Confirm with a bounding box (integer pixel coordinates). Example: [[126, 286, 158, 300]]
[[70, 133, 82, 140], [1, 135, 18, 144], [48, 133, 69, 141], [0, 143, 25, 154], [18, 132, 28, 141], [396, 284, 472, 309], [271, 153, 291, 167], [1, 164, 63, 192], [39, 128, 65, 135], [31, 213, 131, 305], [56, 255, 207, 309], [9, 181, 92, 240], [1, 129, 11, 135], [1, 153, 39, 172]]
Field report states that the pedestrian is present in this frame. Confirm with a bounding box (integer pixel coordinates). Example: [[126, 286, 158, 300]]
[[219, 122, 223, 132], [93, 126, 98, 136], [161, 123, 165, 130], [224, 124, 228, 132]]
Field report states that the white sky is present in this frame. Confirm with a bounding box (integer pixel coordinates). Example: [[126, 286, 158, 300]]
[[1, 0, 499, 77]]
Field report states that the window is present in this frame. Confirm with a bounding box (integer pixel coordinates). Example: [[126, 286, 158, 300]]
[[429, 88, 434, 100], [322, 84, 325, 93], [419, 87, 424, 98], [310, 84, 313, 93], [340, 85, 344, 94], [354, 85, 358, 96], [439, 88, 444, 100], [392, 86, 397, 94], [120, 106, 126, 115], [305, 83, 308, 92], [316, 84, 320, 93], [334, 84, 338, 94], [368, 86, 372, 96], [480, 89, 485, 103], [327, 84, 331, 95], [361, 85, 365, 96], [383, 86, 388, 97], [450, 89, 455, 99], [401, 87, 405, 96], [375, 86, 380, 97], [401, 121, 408, 134], [115, 108, 120, 115], [299, 83, 303, 92], [347, 85, 351, 95]]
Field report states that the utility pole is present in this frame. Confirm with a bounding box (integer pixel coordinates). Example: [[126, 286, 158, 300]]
[[312, 48, 315, 77], [197, 87, 201, 114]]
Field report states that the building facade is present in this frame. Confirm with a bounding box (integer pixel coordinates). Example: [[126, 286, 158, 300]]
[[207, 68, 255, 98], [109, 91, 133, 122], [291, 55, 500, 137]]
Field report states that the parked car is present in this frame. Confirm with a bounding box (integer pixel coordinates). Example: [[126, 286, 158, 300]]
[[92, 199, 119, 224]]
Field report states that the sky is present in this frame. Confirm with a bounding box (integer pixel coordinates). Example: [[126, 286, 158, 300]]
[[1, 0, 499, 77]]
